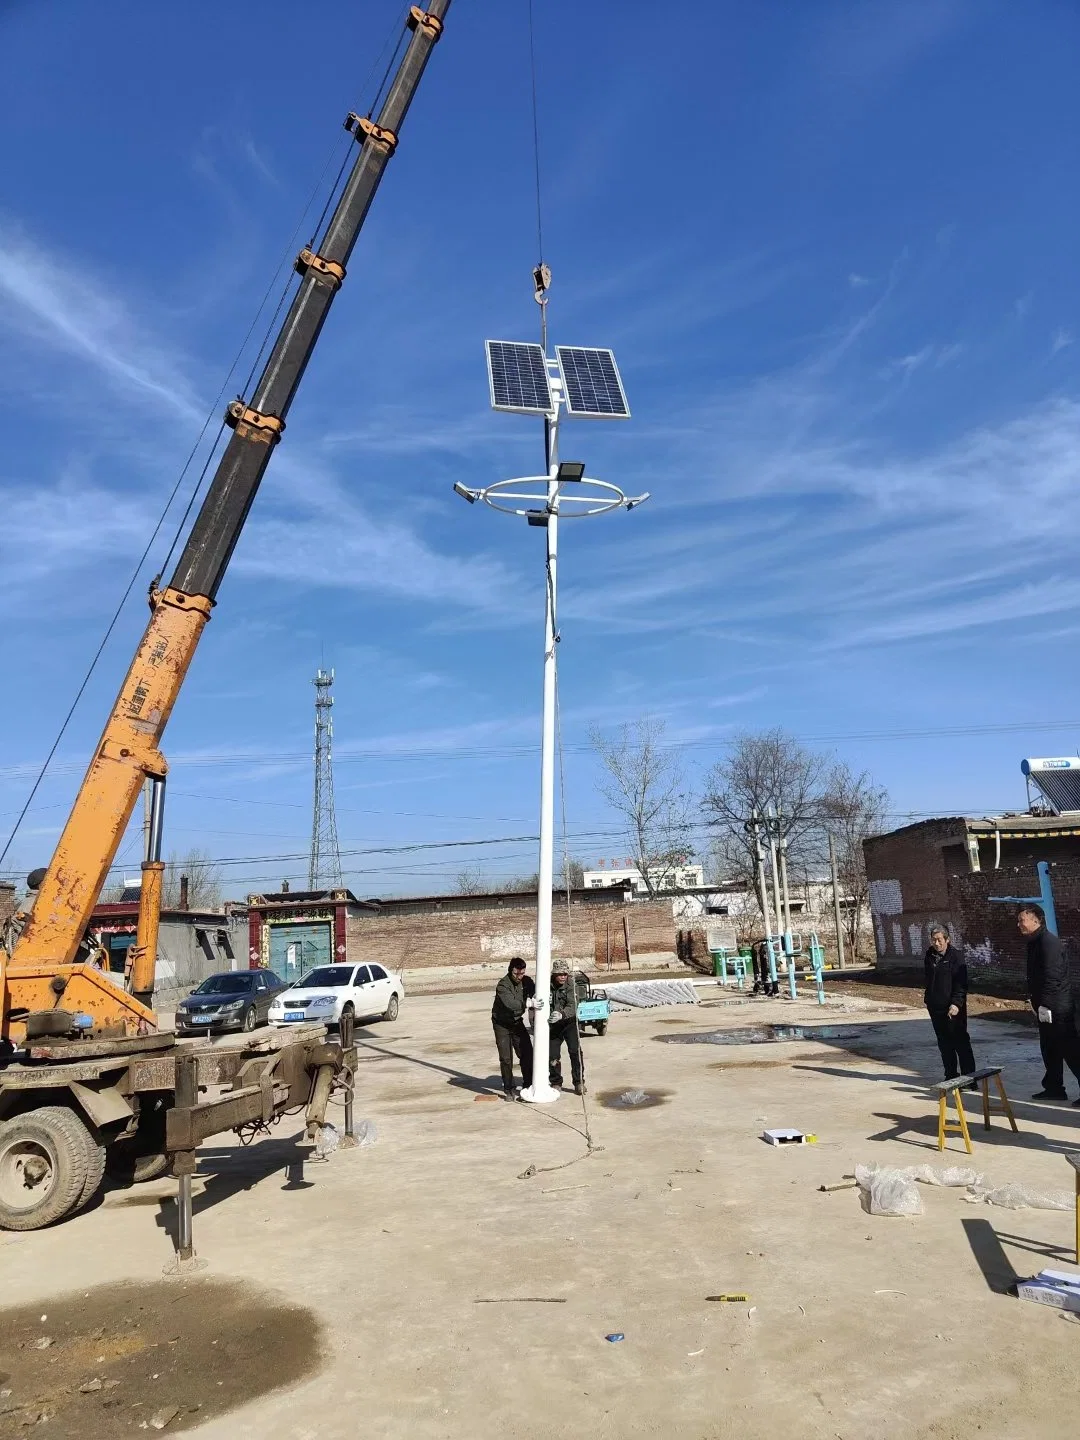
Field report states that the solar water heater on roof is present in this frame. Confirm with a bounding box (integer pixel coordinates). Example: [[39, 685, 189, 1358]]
[[1021, 757, 1080, 814]]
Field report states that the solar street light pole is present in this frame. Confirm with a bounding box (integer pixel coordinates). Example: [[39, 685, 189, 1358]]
[[464, 322, 647, 1100]]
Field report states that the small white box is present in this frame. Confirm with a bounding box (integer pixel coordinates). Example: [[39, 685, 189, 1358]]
[[1016, 1269, 1080, 1314], [763, 1127, 808, 1146]]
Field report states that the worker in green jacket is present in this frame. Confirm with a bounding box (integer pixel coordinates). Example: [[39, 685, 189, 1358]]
[[549, 962, 586, 1095], [491, 957, 534, 1099]]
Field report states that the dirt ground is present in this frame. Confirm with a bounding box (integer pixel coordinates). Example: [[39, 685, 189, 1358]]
[[820, 966, 1037, 1022], [2, 984, 1079, 1439]]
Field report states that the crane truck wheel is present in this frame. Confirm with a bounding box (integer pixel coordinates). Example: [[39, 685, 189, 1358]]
[[0, 1105, 93, 1230], [76, 1133, 107, 1212], [105, 1090, 172, 1186]]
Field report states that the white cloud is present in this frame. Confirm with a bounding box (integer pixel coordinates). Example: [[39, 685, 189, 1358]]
[[848, 273, 871, 288], [0, 222, 203, 421], [1051, 328, 1075, 355]]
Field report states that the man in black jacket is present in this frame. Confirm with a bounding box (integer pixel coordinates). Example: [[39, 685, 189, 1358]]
[[491, 957, 534, 1100], [1018, 904, 1080, 1102], [924, 924, 976, 1081]]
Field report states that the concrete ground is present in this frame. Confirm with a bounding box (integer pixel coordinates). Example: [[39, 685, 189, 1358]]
[[3, 988, 1080, 1439]]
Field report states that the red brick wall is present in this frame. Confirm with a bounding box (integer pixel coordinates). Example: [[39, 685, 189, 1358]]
[[865, 822, 1080, 973], [344, 897, 678, 973], [950, 860, 1080, 991], [863, 820, 968, 967]]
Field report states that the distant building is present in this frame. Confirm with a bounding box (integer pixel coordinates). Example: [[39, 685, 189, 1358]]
[[88, 898, 247, 1011], [0, 880, 15, 930], [247, 883, 687, 977], [583, 860, 705, 894]]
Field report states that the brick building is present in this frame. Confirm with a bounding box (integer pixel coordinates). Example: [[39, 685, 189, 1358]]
[[949, 859, 1080, 990], [863, 813, 1080, 975], [0, 881, 15, 930], [247, 884, 684, 982], [88, 899, 248, 1010]]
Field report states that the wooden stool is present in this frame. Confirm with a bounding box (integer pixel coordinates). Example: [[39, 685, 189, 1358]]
[[1066, 1154, 1080, 1265], [934, 1066, 1019, 1154]]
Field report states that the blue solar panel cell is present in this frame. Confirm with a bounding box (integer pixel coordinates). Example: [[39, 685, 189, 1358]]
[[485, 340, 553, 415], [556, 347, 630, 419]]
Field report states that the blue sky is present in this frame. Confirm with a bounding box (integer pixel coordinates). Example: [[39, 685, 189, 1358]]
[[2, 0, 1080, 898]]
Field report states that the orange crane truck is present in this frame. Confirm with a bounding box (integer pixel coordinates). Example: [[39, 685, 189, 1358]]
[[0, 2, 451, 1247]]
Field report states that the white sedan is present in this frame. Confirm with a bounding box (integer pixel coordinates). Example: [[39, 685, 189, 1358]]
[[268, 962, 404, 1028]]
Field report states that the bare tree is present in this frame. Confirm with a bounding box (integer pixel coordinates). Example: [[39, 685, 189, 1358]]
[[820, 762, 889, 960], [163, 848, 222, 909], [501, 871, 540, 893], [559, 855, 585, 890], [590, 718, 694, 897], [455, 865, 487, 895], [702, 729, 831, 909]]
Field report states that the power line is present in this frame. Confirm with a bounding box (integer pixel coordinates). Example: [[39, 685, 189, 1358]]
[[2, 717, 1076, 788]]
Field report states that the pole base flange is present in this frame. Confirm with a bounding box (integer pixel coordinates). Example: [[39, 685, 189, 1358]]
[[519, 1083, 560, 1105]]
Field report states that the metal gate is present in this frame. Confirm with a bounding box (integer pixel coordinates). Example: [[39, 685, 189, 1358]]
[[269, 921, 332, 982]]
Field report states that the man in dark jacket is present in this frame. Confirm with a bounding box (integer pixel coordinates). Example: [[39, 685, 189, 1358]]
[[548, 962, 586, 1094], [491, 957, 534, 1100], [923, 924, 976, 1081], [1018, 904, 1080, 1101]]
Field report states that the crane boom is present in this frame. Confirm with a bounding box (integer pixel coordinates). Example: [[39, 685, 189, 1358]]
[[1, 2, 451, 1040]]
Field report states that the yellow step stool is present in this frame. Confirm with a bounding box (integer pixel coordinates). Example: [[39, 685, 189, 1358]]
[[934, 1066, 1019, 1155]]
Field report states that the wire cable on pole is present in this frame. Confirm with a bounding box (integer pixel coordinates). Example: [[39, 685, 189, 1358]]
[[526, 0, 546, 266]]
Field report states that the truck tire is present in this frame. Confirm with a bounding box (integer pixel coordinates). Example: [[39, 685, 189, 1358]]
[[0, 1106, 92, 1231], [595, 1021, 608, 1036], [76, 1134, 107, 1211], [105, 1091, 171, 1186]]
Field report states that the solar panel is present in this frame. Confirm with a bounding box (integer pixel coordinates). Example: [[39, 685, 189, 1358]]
[[485, 340, 553, 416], [556, 346, 630, 419]]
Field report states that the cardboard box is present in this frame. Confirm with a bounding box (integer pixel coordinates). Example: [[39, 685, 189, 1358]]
[[762, 1128, 817, 1146], [1016, 1269, 1080, 1314]]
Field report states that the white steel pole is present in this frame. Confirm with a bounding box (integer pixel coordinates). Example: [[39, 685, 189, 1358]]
[[521, 435, 560, 1103], [767, 818, 783, 944]]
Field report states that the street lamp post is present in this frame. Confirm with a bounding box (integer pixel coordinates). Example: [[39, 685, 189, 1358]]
[[455, 335, 647, 1102]]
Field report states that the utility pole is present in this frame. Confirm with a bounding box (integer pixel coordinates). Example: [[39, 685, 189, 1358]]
[[829, 831, 846, 970], [308, 668, 343, 891]]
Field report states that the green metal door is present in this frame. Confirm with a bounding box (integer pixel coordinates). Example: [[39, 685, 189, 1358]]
[[269, 922, 332, 983]]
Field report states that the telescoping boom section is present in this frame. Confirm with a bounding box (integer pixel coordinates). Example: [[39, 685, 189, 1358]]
[[1, 2, 451, 1044]]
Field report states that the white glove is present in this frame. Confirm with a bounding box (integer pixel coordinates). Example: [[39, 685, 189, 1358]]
[[1038, 1006, 1053, 1024], [550, 1010, 562, 1023]]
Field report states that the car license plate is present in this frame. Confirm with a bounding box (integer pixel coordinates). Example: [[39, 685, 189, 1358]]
[[284, 1011, 306, 1022], [189, 1014, 215, 1024]]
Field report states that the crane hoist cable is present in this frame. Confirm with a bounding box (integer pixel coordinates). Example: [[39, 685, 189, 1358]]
[[526, 0, 546, 268]]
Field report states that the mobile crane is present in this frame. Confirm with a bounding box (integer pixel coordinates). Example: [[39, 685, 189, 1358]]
[[0, 1, 452, 1237]]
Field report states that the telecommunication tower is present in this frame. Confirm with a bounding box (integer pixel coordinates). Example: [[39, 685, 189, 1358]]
[[308, 668, 343, 890]]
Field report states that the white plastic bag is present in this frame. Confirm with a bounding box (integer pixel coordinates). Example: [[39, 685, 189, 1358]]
[[968, 1181, 1071, 1211], [314, 1122, 340, 1159], [910, 1164, 982, 1188], [855, 1163, 923, 1216], [354, 1119, 377, 1148]]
